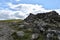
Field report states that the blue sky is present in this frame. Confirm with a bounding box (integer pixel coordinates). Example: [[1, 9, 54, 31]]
[[0, 0, 60, 9], [19, 0, 60, 9], [0, 0, 60, 20]]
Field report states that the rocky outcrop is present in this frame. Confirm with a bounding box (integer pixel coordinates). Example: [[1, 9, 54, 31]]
[[0, 11, 60, 40], [24, 11, 60, 40]]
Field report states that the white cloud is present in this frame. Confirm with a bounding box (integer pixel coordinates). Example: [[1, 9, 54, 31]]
[[7, 3, 52, 13], [15, 0, 21, 2], [55, 9, 60, 15], [0, 3, 60, 20], [0, 9, 26, 20], [10, 0, 21, 2]]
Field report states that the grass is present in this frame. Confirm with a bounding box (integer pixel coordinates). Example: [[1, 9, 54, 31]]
[[0, 27, 2, 31], [0, 19, 23, 23], [11, 30, 32, 40]]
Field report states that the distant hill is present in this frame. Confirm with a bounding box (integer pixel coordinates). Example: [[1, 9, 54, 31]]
[[0, 19, 22, 22]]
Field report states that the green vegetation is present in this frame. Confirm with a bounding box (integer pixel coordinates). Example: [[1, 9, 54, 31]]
[[12, 31, 32, 40], [38, 34, 44, 40], [0, 19, 23, 22]]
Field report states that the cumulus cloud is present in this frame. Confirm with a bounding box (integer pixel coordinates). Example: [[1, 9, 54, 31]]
[[0, 9, 26, 20], [0, 3, 60, 20], [7, 3, 52, 13]]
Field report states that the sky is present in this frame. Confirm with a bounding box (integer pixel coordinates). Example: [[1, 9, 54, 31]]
[[0, 0, 60, 20]]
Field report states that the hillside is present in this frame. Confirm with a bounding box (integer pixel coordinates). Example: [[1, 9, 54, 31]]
[[0, 11, 60, 40]]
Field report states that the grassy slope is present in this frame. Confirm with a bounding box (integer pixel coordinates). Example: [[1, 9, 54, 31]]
[[0, 19, 23, 22]]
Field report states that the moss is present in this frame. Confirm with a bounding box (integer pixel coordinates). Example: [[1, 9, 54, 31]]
[[11, 31, 32, 40], [38, 34, 44, 40], [23, 28, 33, 33], [23, 33, 32, 40], [11, 32, 21, 40], [0, 27, 3, 31], [10, 26, 20, 31]]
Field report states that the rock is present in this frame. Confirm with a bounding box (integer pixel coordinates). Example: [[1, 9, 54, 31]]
[[46, 33, 54, 40], [0, 24, 13, 40], [16, 31, 24, 37], [19, 25, 24, 28], [58, 35, 60, 40], [24, 11, 60, 40], [31, 33, 39, 40], [24, 13, 35, 23]]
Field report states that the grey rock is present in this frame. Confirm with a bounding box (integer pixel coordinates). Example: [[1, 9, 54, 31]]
[[31, 33, 39, 40], [16, 31, 24, 37], [58, 35, 60, 40], [19, 25, 24, 28], [0, 24, 13, 40]]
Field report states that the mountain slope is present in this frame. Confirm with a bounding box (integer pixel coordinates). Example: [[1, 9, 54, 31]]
[[0, 11, 60, 40]]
